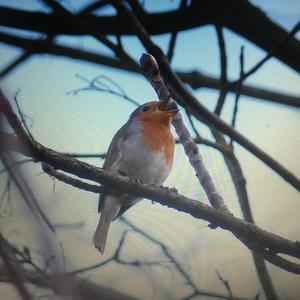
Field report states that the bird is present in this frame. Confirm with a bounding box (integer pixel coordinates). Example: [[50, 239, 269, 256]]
[[94, 98, 179, 253]]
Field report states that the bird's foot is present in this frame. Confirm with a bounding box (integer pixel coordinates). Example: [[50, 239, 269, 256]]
[[119, 169, 143, 185]]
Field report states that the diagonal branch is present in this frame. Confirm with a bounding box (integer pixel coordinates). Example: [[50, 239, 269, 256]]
[[228, 21, 300, 88], [1, 91, 300, 273], [112, 1, 300, 191], [0, 52, 31, 79], [0, 235, 33, 300], [2, 134, 300, 273], [231, 46, 244, 135], [213, 42, 279, 299], [140, 53, 228, 211], [166, 0, 188, 62], [42, 0, 137, 68], [214, 25, 228, 115]]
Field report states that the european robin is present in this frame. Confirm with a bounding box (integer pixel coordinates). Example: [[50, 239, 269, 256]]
[[94, 98, 179, 253]]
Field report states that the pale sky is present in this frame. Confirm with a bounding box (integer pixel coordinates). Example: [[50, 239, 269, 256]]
[[0, 1, 300, 299]]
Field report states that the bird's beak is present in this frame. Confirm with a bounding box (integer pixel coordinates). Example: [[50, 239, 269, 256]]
[[158, 96, 180, 115], [167, 107, 180, 115]]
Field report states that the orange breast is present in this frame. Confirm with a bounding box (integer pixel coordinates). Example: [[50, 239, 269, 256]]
[[141, 121, 175, 167]]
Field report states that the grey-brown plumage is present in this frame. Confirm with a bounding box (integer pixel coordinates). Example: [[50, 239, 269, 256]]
[[94, 100, 178, 253]]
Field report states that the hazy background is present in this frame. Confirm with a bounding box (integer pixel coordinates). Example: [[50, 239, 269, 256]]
[[0, 0, 299, 299]]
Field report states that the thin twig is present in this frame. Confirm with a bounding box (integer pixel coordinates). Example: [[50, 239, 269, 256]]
[[231, 46, 245, 145], [112, 0, 300, 191], [1, 31, 299, 107], [2, 67, 300, 273], [185, 109, 201, 139], [166, 0, 188, 62], [121, 218, 251, 300], [14, 91, 34, 141], [0, 158, 33, 175], [42, 0, 138, 68], [78, 0, 110, 16], [2, 133, 300, 273], [216, 270, 234, 299], [212, 15, 279, 300], [0, 177, 12, 216], [41, 162, 103, 194], [69, 74, 140, 107], [0, 234, 33, 300], [0, 52, 31, 79], [61, 152, 106, 159], [227, 21, 300, 88], [214, 25, 228, 115]]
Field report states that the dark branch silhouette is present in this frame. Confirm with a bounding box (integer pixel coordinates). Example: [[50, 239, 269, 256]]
[[0, 1, 299, 71], [1, 89, 300, 275], [0, 1, 299, 299], [112, 0, 300, 191], [1, 31, 299, 108]]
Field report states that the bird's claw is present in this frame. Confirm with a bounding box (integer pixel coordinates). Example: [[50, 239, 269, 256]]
[[132, 177, 143, 185], [169, 187, 178, 194]]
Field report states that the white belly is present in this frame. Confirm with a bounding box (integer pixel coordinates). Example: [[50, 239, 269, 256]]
[[111, 131, 171, 185]]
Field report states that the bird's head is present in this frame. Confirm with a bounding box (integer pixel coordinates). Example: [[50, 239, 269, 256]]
[[130, 98, 179, 125]]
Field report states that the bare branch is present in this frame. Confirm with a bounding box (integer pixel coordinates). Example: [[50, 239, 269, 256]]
[[228, 21, 300, 88], [1, 134, 300, 273], [166, 0, 188, 62], [41, 162, 103, 194], [212, 38, 278, 296], [13, 92, 35, 141], [1, 31, 299, 108], [121, 218, 253, 300], [2, 50, 300, 272], [140, 53, 229, 211], [211, 129, 279, 300], [0, 263, 137, 300], [62, 152, 106, 159], [112, 1, 300, 191], [231, 46, 245, 143], [214, 25, 228, 115], [42, 0, 137, 68], [1, 1, 300, 72], [68, 73, 140, 107], [216, 271, 234, 299], [78, 0, 110, 16], [0, 154, 55, 233], [0, 234, 33, 300], [0, 52, 31, 79], [0, 158, 33, 175]]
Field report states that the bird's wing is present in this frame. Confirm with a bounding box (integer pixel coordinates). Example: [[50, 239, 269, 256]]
[[98, 120, 133, 213], [102, 120, 132, 171]]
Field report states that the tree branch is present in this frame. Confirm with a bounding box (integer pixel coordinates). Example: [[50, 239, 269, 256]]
[[140, 53, 229, 211], [231, 46, 244, 137], [213, 75, 279, 300], [112, 1, 300, 191], [214, 25, 228, 115], [0, 0, 299, 72], [1, 91, 300, 273], [0, 264, 137, 300], [0, 51, 31, 79], [0, 235, 33, 300], [1, 31, 299, 108], [41, 162, 103, 194]]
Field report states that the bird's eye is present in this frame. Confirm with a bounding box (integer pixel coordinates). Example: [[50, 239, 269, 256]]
[[142, 106, 150, 113]]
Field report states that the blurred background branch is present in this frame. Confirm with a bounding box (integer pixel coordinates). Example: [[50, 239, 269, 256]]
[[0, 1, 299, 299]]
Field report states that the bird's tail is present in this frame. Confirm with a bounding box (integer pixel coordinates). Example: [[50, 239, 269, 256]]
[[93, 196, 120, 254]]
